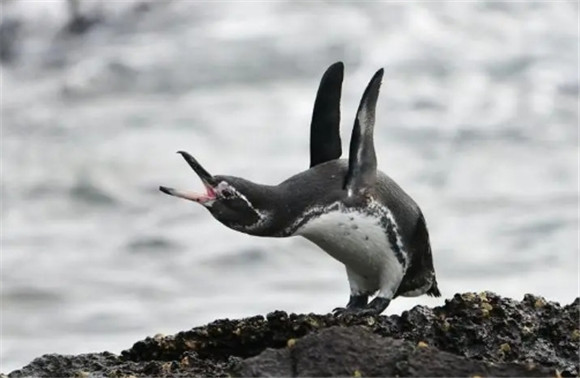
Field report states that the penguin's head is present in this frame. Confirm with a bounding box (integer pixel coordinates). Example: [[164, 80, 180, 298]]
[[160, 151, 268, 234]]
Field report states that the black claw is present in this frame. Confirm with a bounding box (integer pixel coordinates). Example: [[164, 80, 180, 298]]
[[332, 307, 358, 317], [332, 307, 346, 316]]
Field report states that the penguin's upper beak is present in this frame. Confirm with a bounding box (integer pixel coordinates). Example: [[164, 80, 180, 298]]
[[159, 151, 218, 204]]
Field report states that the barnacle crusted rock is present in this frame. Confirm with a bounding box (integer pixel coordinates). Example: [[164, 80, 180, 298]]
[[8, 292, 579, 377]]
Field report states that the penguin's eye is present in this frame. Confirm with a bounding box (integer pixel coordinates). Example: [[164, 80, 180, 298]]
[[221, 188, 234, 199]]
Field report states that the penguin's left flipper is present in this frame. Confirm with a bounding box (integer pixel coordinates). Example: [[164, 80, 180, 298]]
[[310, 62, 344, 168], [345, 68, 384, 194]]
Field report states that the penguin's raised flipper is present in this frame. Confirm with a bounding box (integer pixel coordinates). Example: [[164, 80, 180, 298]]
[[345, 68, 384, 194], [310, 62, 344, 168]]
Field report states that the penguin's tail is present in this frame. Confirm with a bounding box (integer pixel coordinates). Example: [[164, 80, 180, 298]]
[[426, 278, 441, 297]]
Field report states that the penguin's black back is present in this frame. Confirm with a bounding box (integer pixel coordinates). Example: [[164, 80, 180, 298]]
[[275, 159, 420, 239]]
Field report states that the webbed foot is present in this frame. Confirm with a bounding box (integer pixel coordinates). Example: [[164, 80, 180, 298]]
[[332, 294, 368, 316], [333, 296, 391, 316], [362, 297, 391, 315]]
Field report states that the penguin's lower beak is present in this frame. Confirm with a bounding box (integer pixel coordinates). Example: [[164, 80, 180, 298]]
[[159, 151, 218, 204]]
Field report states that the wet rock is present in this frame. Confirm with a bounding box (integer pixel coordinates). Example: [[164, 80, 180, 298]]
[[8, 292, 579, 377]]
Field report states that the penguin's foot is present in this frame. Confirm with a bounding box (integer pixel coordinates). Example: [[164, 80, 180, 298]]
[[361, 296, 391, 315], [332, 294, 368, 316], [334, 297, 391, 317]]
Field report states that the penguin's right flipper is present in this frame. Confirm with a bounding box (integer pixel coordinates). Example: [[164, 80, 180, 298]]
[[396, 212, 441, 298], [310, 62, 344, 168], [345, 68, 384, 194]]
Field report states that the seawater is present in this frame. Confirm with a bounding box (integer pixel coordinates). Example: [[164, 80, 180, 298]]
[[2, 1, 578, 372]]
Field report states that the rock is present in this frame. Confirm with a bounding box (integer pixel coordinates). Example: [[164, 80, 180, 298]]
[[7, 353, 121, 378], [8, 292, 579, 377], [235, 326, 553, 377], [8, 352, 238, 378]]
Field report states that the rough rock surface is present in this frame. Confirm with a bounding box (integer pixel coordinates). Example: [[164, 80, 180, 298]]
[[236, 326, 552, 377], [7, 292, 580, 377]]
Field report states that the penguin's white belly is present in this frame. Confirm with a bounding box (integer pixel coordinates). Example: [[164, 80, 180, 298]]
[[295, 209, 403, 292]]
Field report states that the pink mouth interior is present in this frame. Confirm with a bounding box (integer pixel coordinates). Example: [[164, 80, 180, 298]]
[[202, 183, 217, 199], [173, 183, 216, 203]]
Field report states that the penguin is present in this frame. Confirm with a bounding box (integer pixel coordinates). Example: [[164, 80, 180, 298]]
[[160, 62, 440, 315]]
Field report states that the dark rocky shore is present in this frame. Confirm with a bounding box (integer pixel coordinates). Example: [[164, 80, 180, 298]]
[[7, 292, 579, 377]]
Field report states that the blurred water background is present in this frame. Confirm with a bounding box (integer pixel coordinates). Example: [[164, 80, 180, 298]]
[[1, 0, 578, 372]]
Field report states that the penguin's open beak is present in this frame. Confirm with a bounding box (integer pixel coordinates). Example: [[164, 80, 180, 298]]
[[159, 151, 218, 204]]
